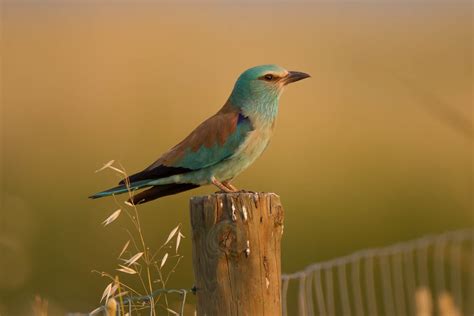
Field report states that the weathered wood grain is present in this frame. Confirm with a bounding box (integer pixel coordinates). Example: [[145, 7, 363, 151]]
[[190, 192, 285, 316]]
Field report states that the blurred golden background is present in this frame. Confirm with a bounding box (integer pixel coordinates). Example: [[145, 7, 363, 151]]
[[0, 0, 472, 314]]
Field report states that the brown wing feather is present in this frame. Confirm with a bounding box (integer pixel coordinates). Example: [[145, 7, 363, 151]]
[[151, 101, 240, 167], [119, 101, 241, 185]]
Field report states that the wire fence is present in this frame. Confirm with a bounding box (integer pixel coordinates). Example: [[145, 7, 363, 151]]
[[281, 229, 474, 316]]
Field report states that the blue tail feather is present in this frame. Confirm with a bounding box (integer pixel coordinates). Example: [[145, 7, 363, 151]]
[[89, 180, 152, 199]]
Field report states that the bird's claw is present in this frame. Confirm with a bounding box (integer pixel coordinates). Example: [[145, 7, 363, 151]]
[[214, 189, 255, 194]]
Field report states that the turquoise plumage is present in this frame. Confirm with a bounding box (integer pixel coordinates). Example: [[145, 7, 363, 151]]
[[90, 65, 310, 204]]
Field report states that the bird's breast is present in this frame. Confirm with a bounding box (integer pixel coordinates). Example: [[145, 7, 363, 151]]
[[206, 120, 275, 182], [226, 120, 275, 172], [235, 128, 273, 159]]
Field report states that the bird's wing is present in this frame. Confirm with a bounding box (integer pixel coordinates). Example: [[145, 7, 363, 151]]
[[120, 104, 253, 185]]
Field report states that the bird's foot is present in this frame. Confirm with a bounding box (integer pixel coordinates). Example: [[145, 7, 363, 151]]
[[211, 177, 236, 193], [214, 189, 255, 194], [222, 181, 239, 192], [236, 189, 256, 193]]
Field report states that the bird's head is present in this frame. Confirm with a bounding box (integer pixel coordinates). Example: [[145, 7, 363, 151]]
[[229, 64, 310, 120]]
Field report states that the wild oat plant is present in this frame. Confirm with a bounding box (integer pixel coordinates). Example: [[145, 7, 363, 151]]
[[90, 161, 190, 316]]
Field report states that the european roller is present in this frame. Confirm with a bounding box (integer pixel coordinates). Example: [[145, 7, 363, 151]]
[[90, 65, 309, 204]]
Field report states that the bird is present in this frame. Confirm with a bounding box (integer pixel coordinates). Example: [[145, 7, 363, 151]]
[[90, 64, 310, 205]]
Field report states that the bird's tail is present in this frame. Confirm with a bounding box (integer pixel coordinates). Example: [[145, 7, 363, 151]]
[[129, 183, 199, 205], [89, 181, 199, 204], [89, 180, 152, 199]]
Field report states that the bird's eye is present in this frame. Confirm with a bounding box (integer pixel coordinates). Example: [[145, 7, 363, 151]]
[[264, 74, 274, 81]]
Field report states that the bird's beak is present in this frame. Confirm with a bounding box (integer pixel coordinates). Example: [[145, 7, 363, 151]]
[[283, 71, 311, 85]]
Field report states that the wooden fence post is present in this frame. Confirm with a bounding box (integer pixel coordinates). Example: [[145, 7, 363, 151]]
[[190, 192, 285, 316]]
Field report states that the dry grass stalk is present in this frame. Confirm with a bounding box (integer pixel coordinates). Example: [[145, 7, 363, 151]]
[[438, 291, 462, 316], [32, 295, 48, 316], [106, 298, 117, 316], [92, 161, 188, 315], [416, 287, 433, 316]]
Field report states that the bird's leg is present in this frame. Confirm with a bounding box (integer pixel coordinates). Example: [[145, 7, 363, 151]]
[[211, 176, 235, 193], [223, 180, 254, 193], [222, 180, 239, 192]]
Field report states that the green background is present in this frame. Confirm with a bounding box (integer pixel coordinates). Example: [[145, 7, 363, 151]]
[[1, 1, 472, 314]]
